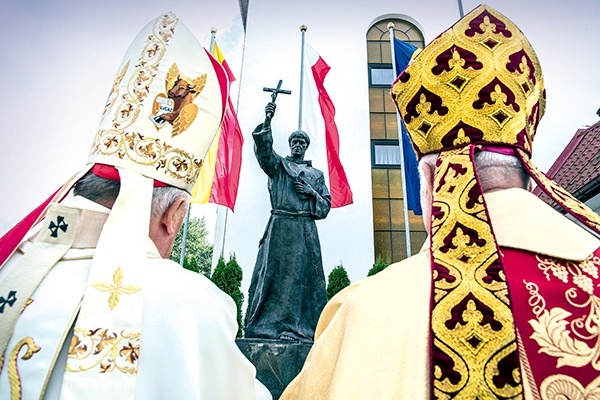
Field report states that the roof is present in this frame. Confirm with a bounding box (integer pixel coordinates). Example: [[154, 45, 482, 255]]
[[534, 119, 600, 209]]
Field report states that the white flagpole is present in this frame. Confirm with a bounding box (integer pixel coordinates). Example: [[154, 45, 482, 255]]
[[207, 28, 222, 260], [179, 206, 191, 265], [388, 22, 412, 258], [298, 25, 307, 131], [213, 24, 249, 264], [179, 28, 218, 266], [457, 0, 465, 17]]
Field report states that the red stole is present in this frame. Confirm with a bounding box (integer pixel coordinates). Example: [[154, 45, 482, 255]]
[[502, 246, 600, 397]]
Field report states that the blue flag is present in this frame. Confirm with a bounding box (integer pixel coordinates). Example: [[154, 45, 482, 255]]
[[393, 38, 422, 215]]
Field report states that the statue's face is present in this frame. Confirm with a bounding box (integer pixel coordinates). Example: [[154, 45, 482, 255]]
[[290, 137, 308, 158]]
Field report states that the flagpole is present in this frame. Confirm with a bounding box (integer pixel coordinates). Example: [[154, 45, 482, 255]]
[[215, 23, 249, 262], [179, 28, 218, 266], [208, 27, 229, 263], [209, 27, 216, 53], [298, 25, 307, 131], [388, 22, 412, 258], [179, 205, 191, 265], [207, 28, 225, 262]]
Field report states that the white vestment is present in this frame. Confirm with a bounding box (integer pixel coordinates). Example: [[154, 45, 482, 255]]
[[0, 196, 271, 400]]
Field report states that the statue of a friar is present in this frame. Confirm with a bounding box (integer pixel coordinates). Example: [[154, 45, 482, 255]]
[[245, 95, 331, 342]]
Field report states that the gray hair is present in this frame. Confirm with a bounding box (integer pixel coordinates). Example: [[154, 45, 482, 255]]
[[150, 186, 190, 219], [419, 150, 530, 193], [73, 171, 190, 218]]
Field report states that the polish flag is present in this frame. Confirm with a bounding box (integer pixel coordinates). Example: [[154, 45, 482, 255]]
[[302, 44, 353, 208]]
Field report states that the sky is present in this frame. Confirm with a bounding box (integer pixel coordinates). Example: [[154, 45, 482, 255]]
[[1, 0, 600, 289]]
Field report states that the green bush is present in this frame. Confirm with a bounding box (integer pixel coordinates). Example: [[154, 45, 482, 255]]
[[367, 255, 390, 277], [211, 253, 244, 337], [170, 215, 213, 276], [326, 263, 351, 300], [180, 254, 212, 278]]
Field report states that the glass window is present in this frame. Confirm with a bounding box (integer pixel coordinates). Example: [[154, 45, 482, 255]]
[[388, 169, 403, 198], [374, 143, 400, 166], [369, 88, 385, 113], [369, 66, 395, 87], [368, 16, 426, 263], [373, 199, 391, 230], [371, 169, 389, 199], [390, 199, 405, 230], [372, 141, 402, 167], [369, 113, 386, 139], [385, 113, 398, 139], [374, 231, 392, 262]]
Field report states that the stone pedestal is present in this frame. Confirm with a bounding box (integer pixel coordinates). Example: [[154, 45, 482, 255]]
[[236, 338, 312, 400]]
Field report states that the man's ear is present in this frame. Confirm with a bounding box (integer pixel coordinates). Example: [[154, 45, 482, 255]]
[[164, 197, 188, 236]]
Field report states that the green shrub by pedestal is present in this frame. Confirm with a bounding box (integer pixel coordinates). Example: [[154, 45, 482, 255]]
[[326, 264, 351, 300], [367, 255, 390, 277], [212, 253, 244, 337]]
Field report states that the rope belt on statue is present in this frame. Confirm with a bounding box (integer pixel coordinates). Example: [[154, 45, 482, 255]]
[[271, 209, 312, 217], [258, 210, 312, 245]]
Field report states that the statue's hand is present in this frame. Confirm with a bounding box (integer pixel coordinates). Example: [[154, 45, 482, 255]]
[[265, 102, 276, 119], [294, 179, 316, 198]]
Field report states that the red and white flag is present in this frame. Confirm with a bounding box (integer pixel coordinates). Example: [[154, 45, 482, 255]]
[[191, 41, 243, 211], [302, 44, 353, 208]]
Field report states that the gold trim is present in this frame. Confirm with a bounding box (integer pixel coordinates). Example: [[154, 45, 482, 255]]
[[110, 14, 178, 131], [90, 129, 203, 185], [9, 337, 41, 400], [431, 147, 522, 398]]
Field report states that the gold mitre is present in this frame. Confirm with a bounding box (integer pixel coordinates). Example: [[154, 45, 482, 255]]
[[391, 4, 545, 158], [88, 12, 228, 193]]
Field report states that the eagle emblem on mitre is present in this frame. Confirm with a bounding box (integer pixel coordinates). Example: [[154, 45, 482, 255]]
[[149, 63, 207, 137]]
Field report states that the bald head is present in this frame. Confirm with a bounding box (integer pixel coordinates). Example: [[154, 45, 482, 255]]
[[418, 150, 530, 233]]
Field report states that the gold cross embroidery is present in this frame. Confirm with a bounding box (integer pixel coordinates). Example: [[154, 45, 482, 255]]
[[91, 267, 141, 310]]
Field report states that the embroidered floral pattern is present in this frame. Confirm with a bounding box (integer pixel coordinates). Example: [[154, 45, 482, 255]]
[[524, 254, 600, 372], [540, 374, 600, 399], [90, 129, 203, 185], [66, 328, 140, 374], [536, 255, 600, 295], [110, 13, 177, 131]]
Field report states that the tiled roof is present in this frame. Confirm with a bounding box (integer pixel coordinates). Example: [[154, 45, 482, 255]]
[[534, 119, 600, 209]]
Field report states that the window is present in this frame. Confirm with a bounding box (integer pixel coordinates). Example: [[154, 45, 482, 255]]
[[369, 64, 394, 87], [372, 140, 400, 167], [367, 16, 426, 263]]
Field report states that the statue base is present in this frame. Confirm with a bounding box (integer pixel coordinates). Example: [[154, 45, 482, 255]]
[[236, 338, 312, 400]]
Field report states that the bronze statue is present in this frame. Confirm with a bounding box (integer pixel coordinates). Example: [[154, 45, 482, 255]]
[[245, 83, 330, 341]]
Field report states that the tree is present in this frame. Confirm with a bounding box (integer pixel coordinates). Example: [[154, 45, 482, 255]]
[[367, 254, 390, 277], [326, 263, 351, 300], [211, 253, 244, 337], [169, 215, 213, 277]]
